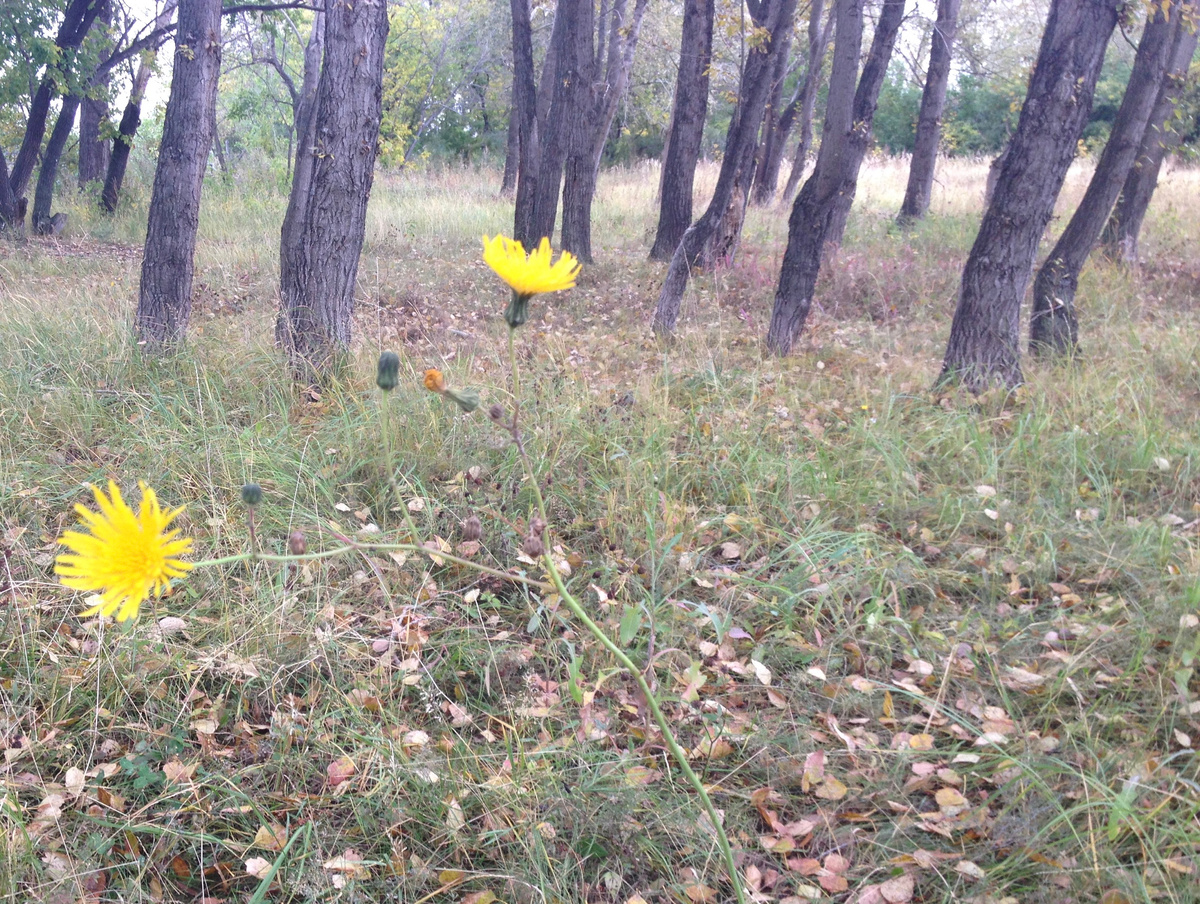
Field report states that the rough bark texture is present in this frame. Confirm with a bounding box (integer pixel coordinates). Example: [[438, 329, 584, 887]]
[[649, 0, 714, 260], [101, 60, 154, 214], [529, 6, 576, 245], [938, 0, 1122, 392], [135, 0, 222, 348], [8, 0, 104, 201], [749, 6, 798, 206], [897, 0, 961, 224], [32, 95, 81, 235], [277, 0, 388, 380], [561, 0, 649, 262], [780, 0, 835, 202], [78, 0, 113, 188], [765, 0, 905, 355], [652, 0, 799, 335], [500, 94, 520, 197], [509, 0, 539, 242], [0, 148, 21, 231], [1030, 1, 1178, 354], [1102, 5, 1200, 262]]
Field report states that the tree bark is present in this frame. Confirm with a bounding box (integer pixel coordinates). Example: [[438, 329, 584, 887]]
[[897, 0, 961, 224], [780, 1, 835, 203], [32, 95, 82, 235], [765, 0, 906, 355], [510, 0, 540, 243], [276, 0, 389, 381], [500, 92, 520, 198], [561, 0, 649, 262], [0, 148, 21, 231], [529, 2, 581, 246], [135, 0, 222, 348], [8, 0, 105, 201], [937, 0, 1122, 392], [1030, 0, 1179, 355], [750, 0, 808, 207], [101, 59, 156, 214], [649, 0, 714, 261], [1101, 5, 1200, 262], [78, 0, 113, 188], [652, 0, 799, 335]]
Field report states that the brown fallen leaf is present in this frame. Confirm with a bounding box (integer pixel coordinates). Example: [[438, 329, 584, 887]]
[[878, 873, 915, 903], [326, 756, 357, 787]]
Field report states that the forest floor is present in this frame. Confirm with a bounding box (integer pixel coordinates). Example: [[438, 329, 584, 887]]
[[1, 157, 1198, 904]]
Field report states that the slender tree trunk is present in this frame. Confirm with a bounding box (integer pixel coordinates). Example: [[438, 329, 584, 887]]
[[530, 2, 581, 245], [649, 0, 714, 260], [937, 0, 1122, 392], [277, 0, 389, 381], [652, 0, 799, 335], [501, 97, 520, 197], [510, 0, 540, 243], [561, 0, 649, 262], [135, 0, 222, 348], [0, 148, 21, 231], [898, 0, 961, 224], [780, 0, 835, 202], [748, 10, 796, 207], [1030, 1, 1180, 355], [1101, 7, 1200, 262], [8, 0, 104, 201], [765, 0, 906, 355], [32, 95, 82, 235], [78, 0, 113, 188], [101, 59, 155, 213]]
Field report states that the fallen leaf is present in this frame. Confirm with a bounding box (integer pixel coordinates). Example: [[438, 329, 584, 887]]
[[814, 776, 848, 800], [252, 824, 288, 852], [878, 873, 915, 903], [935, 787, 968, 812], [245, 857, 273, 880], [326, 756, 357, 786], [955, 860, 985, 880]]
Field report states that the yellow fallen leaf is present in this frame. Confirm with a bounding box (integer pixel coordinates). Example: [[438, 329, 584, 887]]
[[814, 776, 848, 800], [252, 823, 288, 852]]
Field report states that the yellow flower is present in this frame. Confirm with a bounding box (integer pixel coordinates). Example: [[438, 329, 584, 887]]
[[56, 481, 193, 622], [482, 234, 581, 298]]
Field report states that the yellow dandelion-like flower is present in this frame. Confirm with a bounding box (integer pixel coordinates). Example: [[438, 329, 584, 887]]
[[483, 235, 581, 327], [55, 480, 193, 622], [423, 368, 446, 393]]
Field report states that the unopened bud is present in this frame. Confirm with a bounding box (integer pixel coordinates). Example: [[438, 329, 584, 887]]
[[288, 530, 307, 555], [376, 351, 400, 391], [241, 483, 263, 506], [444, 387, 480, 413], [488, 403, 506, 422], [522, 531, 545, 558], [462, 515, 482, 541]]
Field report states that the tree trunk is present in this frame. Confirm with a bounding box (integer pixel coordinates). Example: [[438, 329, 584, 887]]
[[100, 59, 155, 214], [897, 0, 961, 224], [937, 0, 1122, 392], [135, 0, 222, 348], [500, 94, 520, 198], [529, 2, 582, 246], [561, 0, 649, 262], [78, 0, 113, 188], [765, 0, 905, 355], [780, 0, 835, 202], [748, 4, 797, 206], [276, 0, 389, 381], [1101, 7, 1200, 262], [510, 0, 540, 243], [32, 95, 82, 235], [652, 0, 799, 335], [649, 0, 714, 261], [1030, 0, 1179, 355], [0, 148, 21, 231], [8, 0, 104, 201]]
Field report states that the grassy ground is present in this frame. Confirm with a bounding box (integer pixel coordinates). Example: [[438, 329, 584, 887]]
[[1, 155, 1198, 904]]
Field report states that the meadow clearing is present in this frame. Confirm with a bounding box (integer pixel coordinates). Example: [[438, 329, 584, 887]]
[[1, 156, 1198, 904]]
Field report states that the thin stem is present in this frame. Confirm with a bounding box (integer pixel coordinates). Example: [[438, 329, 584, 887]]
[[381, 388, 423, 542], [544, 563, 747, 904]]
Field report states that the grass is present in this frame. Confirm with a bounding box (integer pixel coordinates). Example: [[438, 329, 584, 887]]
[[0, 154, 1198, 904]]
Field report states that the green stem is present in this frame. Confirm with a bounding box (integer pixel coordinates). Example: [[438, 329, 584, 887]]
[[544, 563, 747, 904], [381, 388, 423, 542]]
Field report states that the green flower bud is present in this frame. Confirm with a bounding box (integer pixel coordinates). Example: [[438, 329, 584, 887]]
[[504, 290, 531, 329], [444, 387, 481, 413], [241, 483, 263, 506], [376, 351, 401, 391]]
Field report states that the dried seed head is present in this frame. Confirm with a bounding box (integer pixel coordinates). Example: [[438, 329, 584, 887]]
[[522, 531, 545, 558], [376, 351, 401, 391], [288, 530, 307, 555], [241, 483, 263, 506], [488, 403, 506, 422], [530, 516, 547, 536], [462, 515, 482, 542]]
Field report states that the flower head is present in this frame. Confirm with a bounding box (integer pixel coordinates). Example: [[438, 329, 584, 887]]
[[56, 481, 193, 622], [482, 235, 581, 299], [423, 369, 445, 393]]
